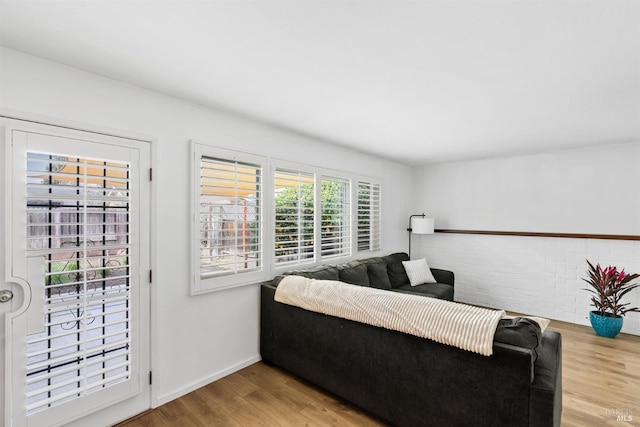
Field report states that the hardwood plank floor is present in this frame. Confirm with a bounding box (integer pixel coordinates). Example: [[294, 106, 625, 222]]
[[118, 319, 640, 427]]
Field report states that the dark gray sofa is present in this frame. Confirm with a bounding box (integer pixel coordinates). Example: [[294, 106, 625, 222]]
[[260, 254, 562, 427], [273, 252, 455, 301]]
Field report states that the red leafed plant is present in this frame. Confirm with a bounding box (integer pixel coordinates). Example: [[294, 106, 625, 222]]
[[583, 260, 640, 317]]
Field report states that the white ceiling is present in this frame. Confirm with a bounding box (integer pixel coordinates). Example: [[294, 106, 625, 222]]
[[0, 0, 638, 165]]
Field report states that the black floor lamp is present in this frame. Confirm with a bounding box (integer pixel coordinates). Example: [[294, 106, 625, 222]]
[[407, 213, 434, 259]]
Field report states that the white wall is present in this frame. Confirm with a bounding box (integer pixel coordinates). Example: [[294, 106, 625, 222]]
[[416, 143, 640, 234], [412, 144, 640, 335], [0, 47, 413, 419]]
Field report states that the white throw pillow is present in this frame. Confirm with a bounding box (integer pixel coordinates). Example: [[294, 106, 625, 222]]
[[402, 258, 437, 286]]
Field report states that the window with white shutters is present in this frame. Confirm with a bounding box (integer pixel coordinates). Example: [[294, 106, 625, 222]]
[[191, 143, 266, 294], [274, 168, 315, 266], [357, 181, 381, 252], [320, 176, 351, 259], [199, 158, 263, 278], [24, 152, 132, 414], [192, 144, 382, 279]]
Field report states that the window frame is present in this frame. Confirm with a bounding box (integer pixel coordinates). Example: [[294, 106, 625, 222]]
[[190, 142, 268, 294], [272, 159, 366, 273], [191, 142, 382, 293]]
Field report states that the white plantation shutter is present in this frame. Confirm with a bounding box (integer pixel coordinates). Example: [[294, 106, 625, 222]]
[[357, 181, 381, 252], [320, 176, 351, 259], [274, 168, 315, 266], [199, 157, 263, 278], [194, 150, 381, 274], [24, 153, 133, 414], [191, 143, 267, 294]]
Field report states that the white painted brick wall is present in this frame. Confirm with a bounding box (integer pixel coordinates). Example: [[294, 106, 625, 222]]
[[413, 233, 640, 336]]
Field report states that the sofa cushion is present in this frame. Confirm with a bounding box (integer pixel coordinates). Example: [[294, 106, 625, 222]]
[[338, 262, 370, 287], [402, 258, 437, 285], [394, 283, 454, 300], [383, 252, 410, 288], [366, 261, 392, 290]]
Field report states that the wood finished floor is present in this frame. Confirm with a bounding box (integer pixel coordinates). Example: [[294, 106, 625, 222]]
[[118, 319, 640, 427]]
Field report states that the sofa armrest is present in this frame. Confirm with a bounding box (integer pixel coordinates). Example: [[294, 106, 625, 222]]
[[430, 268, 454, 286], [529, 331, 562, 427]]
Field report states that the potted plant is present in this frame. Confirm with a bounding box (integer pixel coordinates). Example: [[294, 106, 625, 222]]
[[583, 260, 640, 338]]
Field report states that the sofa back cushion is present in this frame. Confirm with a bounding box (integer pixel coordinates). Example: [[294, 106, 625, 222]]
[[355, 257, 392, 290], [338, 261, 371, 287], [383, 252, 410, 288], [365, 261, 392, 290], [284, 265, 340, 281]]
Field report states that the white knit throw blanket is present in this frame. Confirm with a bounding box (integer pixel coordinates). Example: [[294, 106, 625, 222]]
[[275, 276, 506, 356]]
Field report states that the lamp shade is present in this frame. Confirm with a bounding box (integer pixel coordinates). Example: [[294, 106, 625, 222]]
[[411, 217, 434, 234]]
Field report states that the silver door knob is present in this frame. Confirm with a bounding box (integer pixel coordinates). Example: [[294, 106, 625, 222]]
[[0, 290, 13, 303]]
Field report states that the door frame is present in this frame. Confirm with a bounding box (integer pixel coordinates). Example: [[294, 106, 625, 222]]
[[0, 111, 158, 425]]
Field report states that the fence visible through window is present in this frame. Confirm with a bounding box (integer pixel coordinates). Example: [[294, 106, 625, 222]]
[[199, 157, 262, 278], [24, 153, 132, 414]]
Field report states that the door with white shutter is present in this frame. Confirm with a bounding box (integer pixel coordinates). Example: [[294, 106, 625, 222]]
[[4, 124, 150, 427]]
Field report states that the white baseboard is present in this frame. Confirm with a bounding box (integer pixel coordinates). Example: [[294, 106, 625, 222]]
[[154, 355, 262, 408]]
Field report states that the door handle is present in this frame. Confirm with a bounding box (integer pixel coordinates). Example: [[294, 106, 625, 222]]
[[0, 289, 14, 303]]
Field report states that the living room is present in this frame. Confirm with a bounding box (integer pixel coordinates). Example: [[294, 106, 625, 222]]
[[0, 1, 638, 426]]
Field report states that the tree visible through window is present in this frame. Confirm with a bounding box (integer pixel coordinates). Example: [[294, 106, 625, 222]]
[[274, 169, 315, 265], [274, 170, 352, 265], [320, 176, 351, 259]]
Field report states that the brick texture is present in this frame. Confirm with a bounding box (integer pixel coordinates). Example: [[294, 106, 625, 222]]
[[414, 234, 640, 336]]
